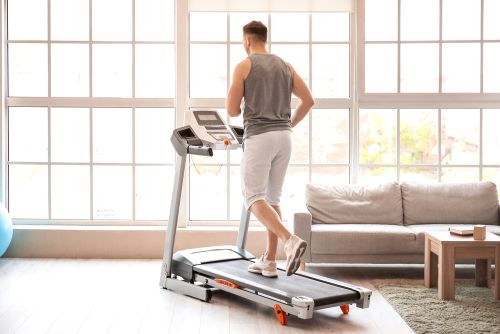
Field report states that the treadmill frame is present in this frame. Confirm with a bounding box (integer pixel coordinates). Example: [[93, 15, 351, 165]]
[[160, 129, 371, 321]]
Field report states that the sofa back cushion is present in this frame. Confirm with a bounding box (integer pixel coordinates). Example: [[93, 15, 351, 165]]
[[401, 182, 500, 225], [305, 182, 403, 225]]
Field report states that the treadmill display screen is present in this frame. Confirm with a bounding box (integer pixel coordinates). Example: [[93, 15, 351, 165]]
[[198, 115, 217, 121]]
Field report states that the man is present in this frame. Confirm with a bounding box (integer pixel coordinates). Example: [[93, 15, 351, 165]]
[[226, 21, 314, 277]]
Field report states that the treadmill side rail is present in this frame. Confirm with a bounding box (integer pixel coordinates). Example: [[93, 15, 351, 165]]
[[200, 276, 314, 320]]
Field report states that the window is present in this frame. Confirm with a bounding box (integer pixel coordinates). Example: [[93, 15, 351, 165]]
[[188, 11, 351, 222], [6, 0, 176, 223], [4, 1, 499, 226], [361, 0, 500, 185]]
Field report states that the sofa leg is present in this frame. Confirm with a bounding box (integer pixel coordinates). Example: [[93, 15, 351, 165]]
[[299, 262, 306, 271]]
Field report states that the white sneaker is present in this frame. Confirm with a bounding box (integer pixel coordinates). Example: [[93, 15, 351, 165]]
[[284, 235, 307, 276], [248, 256, 278, 278]]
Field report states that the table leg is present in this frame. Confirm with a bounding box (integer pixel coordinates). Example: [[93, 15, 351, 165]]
[[495, 245, 500, 300], [438, 245, 455, 300], [475, 259, 491, 287], [424, 237, 438, 288]]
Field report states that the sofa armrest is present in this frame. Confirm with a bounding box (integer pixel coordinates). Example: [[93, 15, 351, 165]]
[[293, 211, 312, 262]]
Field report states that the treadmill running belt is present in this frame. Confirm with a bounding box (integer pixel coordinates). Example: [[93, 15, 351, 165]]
[[195, 259, 359, 307]]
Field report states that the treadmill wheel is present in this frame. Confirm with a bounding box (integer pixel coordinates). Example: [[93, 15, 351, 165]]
[[340, 304, 350, 315], [273, 304, 288, 326]]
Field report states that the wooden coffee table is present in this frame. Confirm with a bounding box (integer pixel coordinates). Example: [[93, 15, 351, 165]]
[[424, 231, 500, 300]]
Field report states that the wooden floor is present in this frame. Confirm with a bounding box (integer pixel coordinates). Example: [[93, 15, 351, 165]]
[[0, 259, 446, 334]]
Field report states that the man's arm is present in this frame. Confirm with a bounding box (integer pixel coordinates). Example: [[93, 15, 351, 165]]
[[226, 59, 250, 117], [288, 64, 314, 128]]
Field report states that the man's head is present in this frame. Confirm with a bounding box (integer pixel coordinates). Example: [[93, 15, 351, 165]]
[[243, 21, 267, 54]]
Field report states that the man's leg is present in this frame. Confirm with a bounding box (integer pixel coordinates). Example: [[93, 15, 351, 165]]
[[250, 200, 291, 243], [263, 205, 282, 261]]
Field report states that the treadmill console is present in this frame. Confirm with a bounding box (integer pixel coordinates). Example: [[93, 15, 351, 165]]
[[171, 110, 244, 156]]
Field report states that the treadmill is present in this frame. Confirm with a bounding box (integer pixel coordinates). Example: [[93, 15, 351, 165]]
[[160, 110, 371, 325]]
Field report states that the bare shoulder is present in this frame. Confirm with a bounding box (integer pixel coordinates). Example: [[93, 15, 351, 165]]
[[235, 58, 252, 79]]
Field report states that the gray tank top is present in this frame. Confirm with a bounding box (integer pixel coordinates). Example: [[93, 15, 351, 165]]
[[243, 53, 293, 139]]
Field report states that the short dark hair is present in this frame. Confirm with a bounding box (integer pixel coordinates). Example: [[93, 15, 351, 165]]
[[243, 21, 267, 43]]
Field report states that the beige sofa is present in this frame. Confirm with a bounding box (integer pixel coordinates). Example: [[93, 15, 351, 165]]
[[293, 182, 500, 265]]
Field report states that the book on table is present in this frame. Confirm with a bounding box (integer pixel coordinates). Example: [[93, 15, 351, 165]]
[[449, 226, 474, 236]]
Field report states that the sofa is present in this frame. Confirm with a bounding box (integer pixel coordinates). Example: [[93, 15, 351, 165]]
[[293, 182, 500, 265]]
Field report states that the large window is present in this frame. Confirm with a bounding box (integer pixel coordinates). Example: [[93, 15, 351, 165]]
[[3, 0, 499, 225], [6, 0, 176, 223], [188, 12, 352, 222], [360, 0, 500, 186]]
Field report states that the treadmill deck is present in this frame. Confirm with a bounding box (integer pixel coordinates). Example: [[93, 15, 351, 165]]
[[195, 259, 360, 307]]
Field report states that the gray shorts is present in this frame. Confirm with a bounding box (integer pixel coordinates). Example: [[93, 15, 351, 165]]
[[241, 130, 292, 209]]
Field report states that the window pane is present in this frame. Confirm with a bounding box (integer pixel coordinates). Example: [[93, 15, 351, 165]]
[[190, 44, 227, 98], [271, 13, 308, 42], [7, 0, 47, 40], [9, 165, 48, 218], [51, 165, 90, 219], [442, 43, 480, 93], [135, 44, 174, 98], [271, 44, 309, 86], [482, 168, 500, 197], [365, 44, 397, 93], [400, 167, 438, 182], [92, 44, 132, 97], [483, 43, 500, 93], [136, 166, 173, 220], [51, 0, 89, 40], [9, 107, 48, 162], [291, 115, 309, 164], [312, 44, 349, 98], [51, 108, 89, 163], [8, 44, 48, 97], [93, 108, 132, 163], [359, 167, 397, 184], [400, 44, 439, 93], [312, 109, 349, 164], [442, 0, 480, 40], [230, 13, 268, 42], [401, 0, 439, 41], [360, 109, 397, 164], [484, 0, 500, 40], [190, 12, 227, 41], [312, 13, 349, 42], [365, 0, 398, 41], [441, 109, 479, 165], [483, 109, 500, 165], [311, 166, 349, 185], [51, 44, 89, 97], [92, 0, 132, 41], [135, 108, 174, 164], [135, 0, 174, 41], [441, 168, 479, 182], [93, 166, 132, 219], [229, 166, 244, 221], [281, 167, 308, 221], [190, 166, 227, 220], [400, 109, 438, 165]]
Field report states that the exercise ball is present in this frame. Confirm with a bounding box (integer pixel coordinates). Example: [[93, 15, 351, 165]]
[[0, 205, 13, 257]]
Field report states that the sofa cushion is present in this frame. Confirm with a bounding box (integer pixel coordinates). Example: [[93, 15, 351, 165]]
[[305, 182, 403, 225], [401, 182, 500, 225], [310, 224, 419, 255], [408, 224, 500, 251]]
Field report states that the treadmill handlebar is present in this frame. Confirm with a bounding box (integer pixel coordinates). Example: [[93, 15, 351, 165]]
[[188, 145, 213, 156]]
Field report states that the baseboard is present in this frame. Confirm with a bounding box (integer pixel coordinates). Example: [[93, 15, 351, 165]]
[[3, 226, 286, 259]]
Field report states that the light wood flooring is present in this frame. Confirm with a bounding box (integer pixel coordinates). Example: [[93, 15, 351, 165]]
[[0, 259, 469, 334]]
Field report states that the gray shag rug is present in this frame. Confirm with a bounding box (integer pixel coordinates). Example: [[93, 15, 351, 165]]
[[373, 279, 500, 334]]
